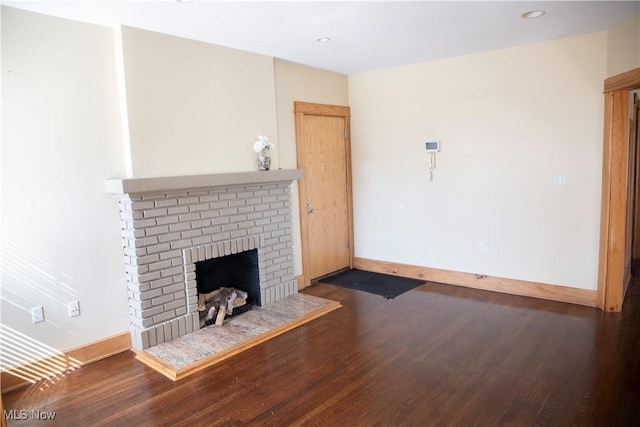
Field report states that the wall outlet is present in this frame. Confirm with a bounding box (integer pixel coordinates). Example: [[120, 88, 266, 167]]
[[31, 306, 44, 323], [479, 242, 486, 253], [553, 175, 567, 186], [68, 300, 80, 317]]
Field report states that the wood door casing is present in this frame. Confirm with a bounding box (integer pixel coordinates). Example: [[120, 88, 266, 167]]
[[633, 94, 640, 262], [295, 102, 353, 285], [599, 69, 640, 311], [624, 93, 638, 292]]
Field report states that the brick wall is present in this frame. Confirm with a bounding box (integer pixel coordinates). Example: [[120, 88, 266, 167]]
[[116, 180, 297, 350]]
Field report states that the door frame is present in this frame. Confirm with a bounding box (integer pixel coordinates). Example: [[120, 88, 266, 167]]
[[598, 68, 640, 311], [632, 94, 640, 264], [294, 101, 354, 287]]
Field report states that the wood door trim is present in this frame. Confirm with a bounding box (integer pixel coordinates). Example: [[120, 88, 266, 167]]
[[604, 68, 640, 93], [634, 95, 640, 260], [295, 102, 354, 287], [294, 101, 350, 117], [598, 67, 640, 311]]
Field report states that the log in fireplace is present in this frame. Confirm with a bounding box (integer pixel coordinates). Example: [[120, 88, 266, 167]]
[[195, 248, 260, 327], [195, 249, 260, 305]]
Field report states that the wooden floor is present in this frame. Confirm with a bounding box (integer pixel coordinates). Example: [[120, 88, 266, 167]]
[[3, 275, 640, 426]]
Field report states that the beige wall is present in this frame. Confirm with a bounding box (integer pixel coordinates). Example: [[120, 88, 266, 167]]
[[273, 59, 348, 276], [120, 26, 279, 178], [118, 36, 350, 277], [0, 7, 349, 356], [1, 4, 624, 356], [1, 7, 128, 351], [348, 32, 607, 290], [607, 13, 640, 77]]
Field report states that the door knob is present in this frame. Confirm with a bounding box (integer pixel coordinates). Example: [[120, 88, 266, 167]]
[[306, 200, 317, 214]]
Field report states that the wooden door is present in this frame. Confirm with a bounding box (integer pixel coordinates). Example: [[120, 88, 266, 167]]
[[295, 102, 353, 284]]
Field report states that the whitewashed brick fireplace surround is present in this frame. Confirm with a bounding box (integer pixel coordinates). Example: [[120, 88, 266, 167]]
[[106, 170, 303, 350]]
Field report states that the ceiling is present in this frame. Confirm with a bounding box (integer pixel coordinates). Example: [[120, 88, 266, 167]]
[[3, 1, 639, 74]]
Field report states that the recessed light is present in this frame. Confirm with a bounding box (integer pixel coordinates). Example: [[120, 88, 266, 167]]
[[521, 10, 545, 19], [177, 0, 193, 3], [316, 37, 331, 43]]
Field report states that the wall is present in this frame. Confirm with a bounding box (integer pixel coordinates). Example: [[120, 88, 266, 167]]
[[118, 34, 350, 279], [606, 13, 640, 77], [273, 59, 349, 276], [0, 7, 350, 359], [1, 4, 622, 359], [1, 7, 128, 353], [119, 26, 279, 178], [348, 32, 607, 290]]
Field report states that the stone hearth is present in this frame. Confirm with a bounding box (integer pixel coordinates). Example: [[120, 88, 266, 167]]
[[106, 170, 302, 350]]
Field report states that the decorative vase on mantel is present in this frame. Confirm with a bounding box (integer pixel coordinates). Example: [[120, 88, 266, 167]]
[[258, 152, 271, 171], [253, 135, 275, 172]]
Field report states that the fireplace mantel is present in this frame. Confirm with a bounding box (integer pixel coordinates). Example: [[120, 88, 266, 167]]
[[105, 169, 303, 195]]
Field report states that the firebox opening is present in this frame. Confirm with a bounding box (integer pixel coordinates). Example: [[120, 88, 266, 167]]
[[195, 249, 261, 307]]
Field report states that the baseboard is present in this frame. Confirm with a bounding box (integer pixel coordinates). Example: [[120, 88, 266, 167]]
[[1, 332, 131, 394], [296, 274, 307, 289], [354, 258, 597, 307]]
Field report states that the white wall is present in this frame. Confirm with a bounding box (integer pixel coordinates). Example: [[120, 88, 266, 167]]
[[1, 7, 128, 352], [1, 4, 629, 356], [273, 59, 349, 276], [118, 31, 351, 279], [348, 32, 607, 290], [0, 8, 350, 356], [119, 26, 279, 178], [606, 13, 640, 77]]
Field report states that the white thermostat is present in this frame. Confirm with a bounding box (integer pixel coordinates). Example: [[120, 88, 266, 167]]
[[425, 140, 440, 152], [424, 140, 440, 181]]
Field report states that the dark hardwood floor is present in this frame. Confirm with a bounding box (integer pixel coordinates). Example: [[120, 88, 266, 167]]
[[3, 275, 640, 426]]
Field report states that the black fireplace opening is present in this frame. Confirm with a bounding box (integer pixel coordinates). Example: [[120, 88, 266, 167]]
[[195, 249, 261, 307]]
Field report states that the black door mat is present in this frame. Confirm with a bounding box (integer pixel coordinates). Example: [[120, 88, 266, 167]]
[[319, 269, 425, 299]]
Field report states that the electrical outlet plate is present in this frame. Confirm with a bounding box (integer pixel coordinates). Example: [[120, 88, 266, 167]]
[[479, 242, 486, 253], [553, 175, 567, 186], [31, 306, 44, 323], [68, 300, 80, 317]]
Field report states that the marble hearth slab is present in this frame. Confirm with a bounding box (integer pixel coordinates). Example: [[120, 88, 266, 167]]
[[134, 293, 340, 380]]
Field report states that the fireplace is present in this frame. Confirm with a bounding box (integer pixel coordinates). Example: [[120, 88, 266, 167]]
[[196, 249, 260, 306], [106, 170, 303, 350]]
